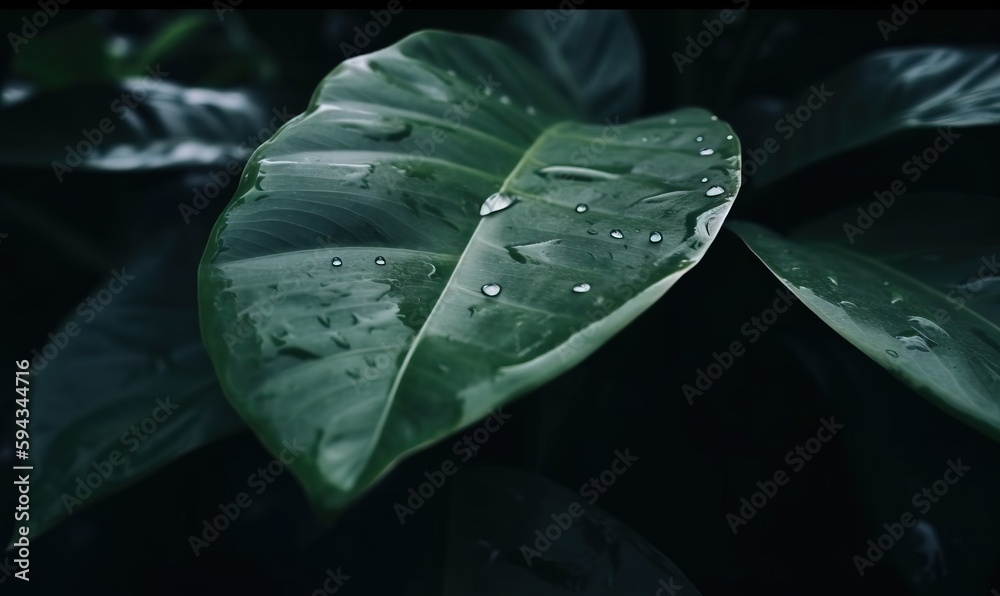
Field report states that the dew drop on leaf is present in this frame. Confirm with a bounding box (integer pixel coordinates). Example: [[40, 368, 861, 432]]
[[375, 256, 386, 266], [610, 229, 624, 239], [481, 283, 501, 297]]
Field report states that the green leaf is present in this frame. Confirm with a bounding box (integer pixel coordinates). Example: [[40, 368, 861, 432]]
[[16, 229, 246, 544], [754, 47, 1000, 186], [497, 9, 644, 121], [199, 30, 741, 513], [445, 466, 703, 595], [0, 81, 275, 171], [728, 192, 1000, 440]]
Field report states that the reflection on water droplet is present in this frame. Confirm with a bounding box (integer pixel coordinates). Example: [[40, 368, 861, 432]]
[[710, 115, 719, 121], [701, 177, 709, 183], [828, 277, 838, 286], [840, 301, 857, 308], [575, 203, 588, 213], [499, 95, 511, 105], [375, 256, 386, 265], [891, 292, 903, 304], [699, 148, 715, 156], [572, 283, 591, 293], [706, 186, 725, 197], [895, 335, 931, 352], [886, 349, 899, 358], [908, 316, 951, 339], [538, 165, 620, 181], [480, 192, 516, 216], [696, 136, 704, 142], [610, 229, 624, 239], [481, 283, 501, 297], [526, 105, 537, 116], [726, 134, 733, 140], [649, 231, 663, 243], [331, 257, 343, 267]]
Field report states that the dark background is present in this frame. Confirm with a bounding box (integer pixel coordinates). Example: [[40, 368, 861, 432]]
[[3, 8, 1000, 595]]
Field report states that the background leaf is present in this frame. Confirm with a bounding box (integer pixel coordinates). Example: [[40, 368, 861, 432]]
[[199, 30, 741, 515], [728, 192, 1000, 440], [17, 226, 246, 543], [496, 9, 644, 122], [751, 47, 1000, 186], [444, 466, 703, 595]]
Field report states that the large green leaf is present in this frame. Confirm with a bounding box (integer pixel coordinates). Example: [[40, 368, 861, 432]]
[[14, 228, 246, 545], [753, 47, 1000, 186], [729, 192, 1000, 440], [199, 30, 741, 512]]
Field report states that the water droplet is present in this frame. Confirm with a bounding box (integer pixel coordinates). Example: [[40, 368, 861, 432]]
[[587, 228, 599, 235], [480, 192, 516, 216], [827, 276, 838, 286], [890, 292, 903, 304], [538, 165, 620, 181], [575, 203, 588, 213], [649, 231, 663, 243], [695, 136, 704, 142], [710, 115, 719, 121], [886, 349, 899, 358], [726, 134, 734, 140], [499, 95, 511, 105], [706, 186, 725, 197], [895, 335, 931, 352], [610, 229, 624, 239], [699, 148, 715, 156], [481, 283, 501, 297], [526, 105, 537, 116], [331, 257, 343, 267], [375, 256, 386, 266], [701, 177, 709, 183], [572, 283, 591, 293], [908, 316, 951, 339]]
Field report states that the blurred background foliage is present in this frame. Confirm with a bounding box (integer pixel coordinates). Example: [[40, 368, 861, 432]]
[[3, 8, 1000, 595]]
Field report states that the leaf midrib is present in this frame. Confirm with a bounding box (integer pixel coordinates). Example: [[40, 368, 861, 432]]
[[363, 120, 572, 475]]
